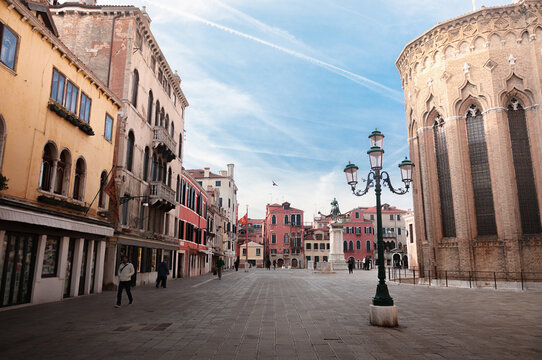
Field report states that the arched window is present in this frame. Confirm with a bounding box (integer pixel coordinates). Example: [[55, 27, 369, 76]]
[[466, 104, 496, 235], [296, 214, 301, 226], [284, 234, 289, 244], [356, 240, 361, 250], [348, 241, 354, 252], [165, 114, 169, 131], [390, 241, 396, 249], [160, 108, 164, 127], [158, 158, 163, 182], [143, 147, 150, 181], [433, 114, 456, 237], [126, 131, 135, 172], [72, 158, 86, 201], [98, 171, 108, 208], [131, 70, 139, 107], [147, 90, 153, 124], [39, 142, 57, 191], [271, 215, 276, 225], [176, 175, 180, 202], [507, 98, 541, 233], [54, 149, 71, 196], [170, 122, 174, 138], [151, 153, 157, 181], [178, 133, 182, 157], [154, 100, 160, 126], [343, 240, 347, 252], [167, 167, 172, 187], [284, 215, 289, 224], [366, 240, 371, 252]]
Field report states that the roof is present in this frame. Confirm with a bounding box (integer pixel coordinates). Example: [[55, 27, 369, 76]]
[[186, 169, 227, 179], [362, 205, 408, 214]]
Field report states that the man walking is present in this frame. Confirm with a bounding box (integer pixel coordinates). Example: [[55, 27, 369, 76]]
[[234, 256, 240, 272], [156, 257, 169, 288], [116, 256, 135, 307], [216, 256, 225, 280], [273, 259, 276, 270]]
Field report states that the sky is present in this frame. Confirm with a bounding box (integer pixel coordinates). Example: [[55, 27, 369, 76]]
[[96, 0, 513, 219]]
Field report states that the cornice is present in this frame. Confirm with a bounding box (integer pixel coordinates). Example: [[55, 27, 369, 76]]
[[3, 0, 122, 107], [396, 0, 542, 78]]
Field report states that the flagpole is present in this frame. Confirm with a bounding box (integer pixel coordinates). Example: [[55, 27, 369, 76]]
[[245, 204, 249, 272]]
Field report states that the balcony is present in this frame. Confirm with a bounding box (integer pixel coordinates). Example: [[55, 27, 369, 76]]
[[153, 126, 177, 162], [290, 239, 302, 249], [149, 181, 176, 211]]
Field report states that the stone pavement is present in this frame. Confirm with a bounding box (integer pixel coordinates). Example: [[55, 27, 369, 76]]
[[0, 269, 541, 360]]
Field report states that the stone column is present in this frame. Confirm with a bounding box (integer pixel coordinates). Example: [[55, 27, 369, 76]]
[[70, 238, 84, 297], [103, 239, 118, 290], [94, 240, 106, 294], [328, 221, 348, 270]]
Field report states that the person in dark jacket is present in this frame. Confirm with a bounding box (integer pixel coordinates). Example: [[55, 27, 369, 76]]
[[156, 257, 169, 288], [234, 256, 240, 271]]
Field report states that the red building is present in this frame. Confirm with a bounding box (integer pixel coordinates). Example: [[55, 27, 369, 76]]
[[343, 207, 375, 267], [178, 170, 209, 278], [264, 202, 304, 268]]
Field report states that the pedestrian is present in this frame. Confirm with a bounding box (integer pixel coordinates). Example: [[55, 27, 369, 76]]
[[116, 256, 134, 308], [266, 258, 271, 270], [156, 257, 169, 288], [273, 259, 276, 270], [362, 257, 366, 270], [216, 256, 225, 280], [234, 256, 240, 272], [348, 258, 354, 274]]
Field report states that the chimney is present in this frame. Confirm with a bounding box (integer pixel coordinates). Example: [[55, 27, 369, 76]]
[[227, 163, 234, 178], [204, 167, 210, 178]]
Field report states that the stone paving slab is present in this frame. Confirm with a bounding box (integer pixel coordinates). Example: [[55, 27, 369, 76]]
[[0, 269, 541, 359]]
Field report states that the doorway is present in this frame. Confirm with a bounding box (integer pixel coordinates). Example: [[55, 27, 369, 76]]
[[277, 258, 284, 267], [0, 232, 37, 307], [63, 238, 76, 298], [291, 258, 298, 268]]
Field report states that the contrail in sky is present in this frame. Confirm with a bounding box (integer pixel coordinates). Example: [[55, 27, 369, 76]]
[[148, 1, 404, 103]]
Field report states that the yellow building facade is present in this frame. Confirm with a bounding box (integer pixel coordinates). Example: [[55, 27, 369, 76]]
[[240, 241, 264, 268], [0, 0, 120, 308]]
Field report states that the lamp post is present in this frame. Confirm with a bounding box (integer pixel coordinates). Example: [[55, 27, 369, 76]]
[[344, 130, 414, 325]]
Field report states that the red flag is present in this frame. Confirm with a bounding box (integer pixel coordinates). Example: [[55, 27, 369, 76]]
[[104, 168, 119, 222], [238, 213, 248, 228]]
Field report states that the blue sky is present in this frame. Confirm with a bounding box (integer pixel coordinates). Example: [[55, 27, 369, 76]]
[[99, 0, 512, 219]]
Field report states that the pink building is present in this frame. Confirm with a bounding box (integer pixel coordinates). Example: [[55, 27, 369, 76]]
[[178, 170, 209, 278], [343, 207, 375, 267], [265, 202, 304, 268]]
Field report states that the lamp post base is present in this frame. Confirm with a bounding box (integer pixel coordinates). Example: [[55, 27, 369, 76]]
[[369, 305, 398, 327]]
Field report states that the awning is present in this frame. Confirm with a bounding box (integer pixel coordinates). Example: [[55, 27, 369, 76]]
[[198, 249, 213, 255], [117, 235, 179, 251], [0, 205, 113, 236]]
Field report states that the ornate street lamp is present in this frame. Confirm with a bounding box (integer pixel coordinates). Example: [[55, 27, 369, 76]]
[[344, 129, 414, 326]]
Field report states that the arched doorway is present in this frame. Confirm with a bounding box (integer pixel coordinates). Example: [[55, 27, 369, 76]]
[[277, 258, 284, 268], [291, 258, 298, 268], [393, 254, 401, 268]]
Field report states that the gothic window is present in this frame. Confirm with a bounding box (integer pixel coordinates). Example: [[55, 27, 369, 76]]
[[151, 153, 157, 181], [165, 114, 169, 131], [366, 240, 371, 252], [39, 143, 57, 191], [154, 100, 160, 126], [271, 215, 276, 225], [131, 70, 139, 107], [167, 167, 172, 187], [356, 240, 361, 250], [54, 149, 71, 196], [433, 114, 456, 237], [98, 171, 108, 208], [72, 158, 86, 201], [171, 122, 174, 138], [147, 91, 153, 124], [284, 215, 289, 224], [176, 175, 180, 202], [348, 241, 354, 252], [143, 147, 150, 181], [126, 131, 135, 172], [160, 108, 164, 127], [178, 133, 182, 157], [343, 241, 347, 252], [296, 214, 301, 225], [507, 98, 541, 234], [466, 104, 497, 235]]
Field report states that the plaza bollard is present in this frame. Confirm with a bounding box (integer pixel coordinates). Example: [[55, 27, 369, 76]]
[[469, 271, 472, 288], [428, 270, 431, 286], [445, 270, 448, 288], [494, 272, 497, 289], [520, 271, 524, 290], [413, 269, 416, 285]]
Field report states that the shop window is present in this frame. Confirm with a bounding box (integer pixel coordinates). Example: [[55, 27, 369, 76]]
[[42, 236, 60, 278]]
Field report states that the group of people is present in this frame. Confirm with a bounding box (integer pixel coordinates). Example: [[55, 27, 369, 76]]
[[116, 255, 170, 307], [264, 259, 277, 270], [347, 256, 373, 274]]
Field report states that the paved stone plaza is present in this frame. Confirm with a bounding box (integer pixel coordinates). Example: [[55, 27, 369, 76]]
[[0, 269, 541, 360]]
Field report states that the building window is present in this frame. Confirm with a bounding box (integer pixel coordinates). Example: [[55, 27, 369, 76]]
[[355, 212, 359, 219], [126, 131, 135, 171], [284, 215, 289, 225], [147, 90, 153, 124], [131, 69, 139, 107], [42, 236, 60, 278], [366, 240, 371, 252], [104, 114, 113, 142], [65, 81, 78, 113], [154, 100, 160, 126], [356, 227, 361, 235], [284, 234, 289, 244], [54, 149, 70, 196], [389, 214, 394, 220], [306, 256, 311, 262], [466, 104, 497, 235], [348, 241, 354, 252], [318, 243, 324, 250], [139, 202, 145, 230], [72, 158, 86, 201], [178, 133, 182, 157], [433, 115, 456, 237], [170, 122, 174, 138], [370, 214, 374, 220], [98, 171, 108, 208], [167, 167, 172, 187], [271, 234, 276, 244], [242, 248, 247, 256], [256, 248, 261, 256], [315, 256, 320, 263], [50, 69, 66, 104], [398, 228, 402, 235], [143, 147, 150, 181], [176, 175, 180, 202], [0, 23, 18, 70], [306, 243, 311, 250], [409, 224, 414, 243], [79, 92, 91, 123], [271, 249, 277, 255], [39, 143, 57, 192], [507, 99, 541, 234], [397, 215, 401, 220], [271, 215, 276, 225], [356, 240, 361, 250]]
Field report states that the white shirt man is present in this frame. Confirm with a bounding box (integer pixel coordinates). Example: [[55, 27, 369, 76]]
[[116, 256, 135, 307]]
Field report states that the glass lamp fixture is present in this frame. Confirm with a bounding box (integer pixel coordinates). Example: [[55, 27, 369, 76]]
[[367, 146, 384, 170], [369, 129, 384, 148], [344, 162, 359, 186], [398, 157, 415, 183]]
